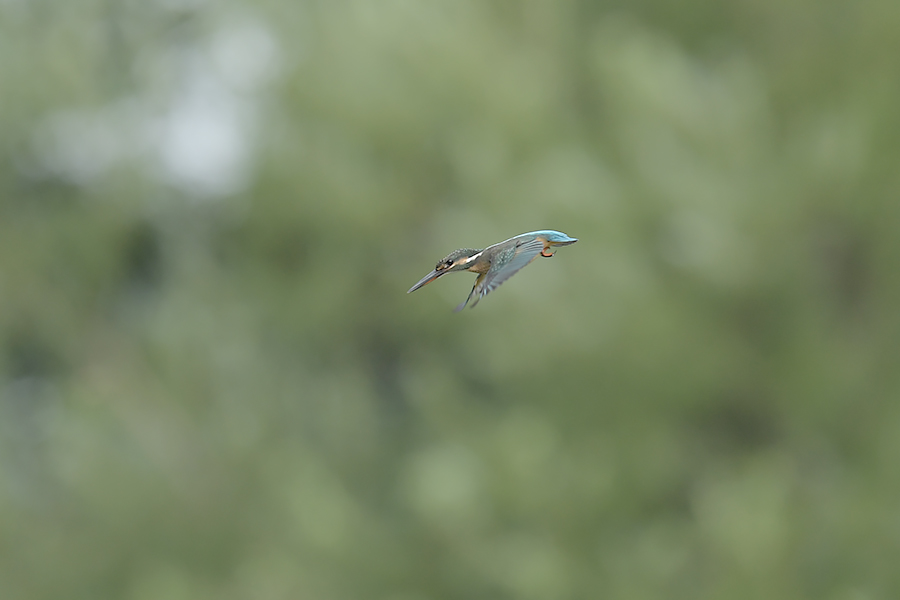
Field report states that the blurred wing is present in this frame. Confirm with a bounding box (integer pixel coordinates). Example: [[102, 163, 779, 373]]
[[454, 273, 485, 312], [460, 239, 544, 309]]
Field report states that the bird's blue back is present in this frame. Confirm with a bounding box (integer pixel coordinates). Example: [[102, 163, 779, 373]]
[[488, 230, 577, 249]]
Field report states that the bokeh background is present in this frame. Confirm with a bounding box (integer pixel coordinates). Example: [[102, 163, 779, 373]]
[[3, 0, 900, 598]]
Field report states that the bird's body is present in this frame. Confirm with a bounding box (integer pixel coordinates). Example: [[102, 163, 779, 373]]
[[407, 230, 578, 311]]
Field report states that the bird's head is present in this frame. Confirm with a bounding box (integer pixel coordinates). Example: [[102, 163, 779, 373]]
[[435, 248, 483, 272], [407, 248, 483, 293]]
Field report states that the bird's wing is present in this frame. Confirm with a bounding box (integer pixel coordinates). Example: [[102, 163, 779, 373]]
[[454, 272, 485, 312], [455, 238, 544, 310]]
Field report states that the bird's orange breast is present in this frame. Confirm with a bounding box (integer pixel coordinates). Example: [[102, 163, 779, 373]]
[[466, 258, 491, 274]]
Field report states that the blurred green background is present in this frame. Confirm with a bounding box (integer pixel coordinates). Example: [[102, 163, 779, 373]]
[[3, 0, 900, 598]]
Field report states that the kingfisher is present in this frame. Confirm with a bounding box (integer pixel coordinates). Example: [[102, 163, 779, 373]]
[[407, 230, 578, 311]]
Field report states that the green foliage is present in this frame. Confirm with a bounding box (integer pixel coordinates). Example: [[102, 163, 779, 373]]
[[2, 1, 900, 598]]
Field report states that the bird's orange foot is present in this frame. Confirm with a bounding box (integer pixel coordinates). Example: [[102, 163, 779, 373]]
[[541, 248, 555, 257]]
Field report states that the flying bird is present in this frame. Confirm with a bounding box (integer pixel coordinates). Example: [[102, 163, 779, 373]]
[[407, 230, 578, 311]]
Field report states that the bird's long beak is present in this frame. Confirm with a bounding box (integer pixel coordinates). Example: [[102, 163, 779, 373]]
[[407, 269, 447, 293]]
